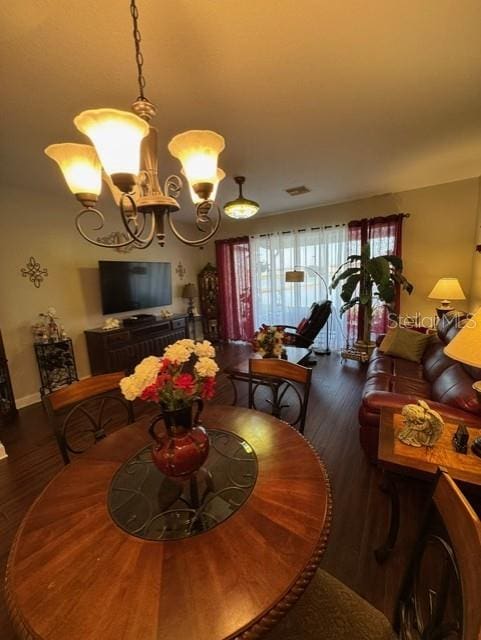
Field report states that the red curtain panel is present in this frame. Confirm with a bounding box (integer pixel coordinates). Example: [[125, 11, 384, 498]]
[[347, 214, 405, 342], [215, 236, 254, 341]]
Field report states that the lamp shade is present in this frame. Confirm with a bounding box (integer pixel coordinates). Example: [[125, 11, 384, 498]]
[[45, 143, 102, 196], [182, 283, 198, 299], [428, 278, 466, 301], [74, 108, 149, 178], [285, 270, 305, 283], [444, 307, 481, 367], [168, 130, 225, 198]]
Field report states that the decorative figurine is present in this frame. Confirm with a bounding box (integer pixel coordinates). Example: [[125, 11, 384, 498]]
[[398, 400, 444, 447], [32, 307, 66, 343], [453, 424, 469, 454], [102, 317, 121, 331]]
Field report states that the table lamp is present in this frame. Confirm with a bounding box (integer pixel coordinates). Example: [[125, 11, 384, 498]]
[[444, 307, 481, 455], [428, 277, 466, 318], [182, 283, 198, 318]]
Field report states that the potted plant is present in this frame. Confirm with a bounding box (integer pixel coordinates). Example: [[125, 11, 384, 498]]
[[331, 243, 413, 350]]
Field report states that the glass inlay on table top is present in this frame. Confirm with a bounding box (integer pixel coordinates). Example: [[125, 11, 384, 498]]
[[108, 429, 258, 541]]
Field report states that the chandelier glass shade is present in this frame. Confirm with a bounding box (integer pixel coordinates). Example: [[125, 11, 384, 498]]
[[74, 108, 149, 179], [44, 143, 102, 199], [44, 0, 232, 249], [224, 176, 259, 220]]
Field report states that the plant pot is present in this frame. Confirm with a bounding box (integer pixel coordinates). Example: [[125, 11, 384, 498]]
[[148, 398, 209, 478], [354, 340, 376, 355]]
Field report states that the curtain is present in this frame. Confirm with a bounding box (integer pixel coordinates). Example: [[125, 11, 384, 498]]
[[215, 236, 254, 341], [348, 214, 405, 341], [250, 226, 348, 350]]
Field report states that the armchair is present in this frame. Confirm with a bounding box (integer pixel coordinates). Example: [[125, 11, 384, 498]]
[[279, 300, 332, 350]]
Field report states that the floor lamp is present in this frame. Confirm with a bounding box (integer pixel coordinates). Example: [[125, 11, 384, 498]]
[[285, 266, 331, 355]]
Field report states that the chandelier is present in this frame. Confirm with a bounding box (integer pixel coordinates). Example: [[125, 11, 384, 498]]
[[44, 1, 238, 249]]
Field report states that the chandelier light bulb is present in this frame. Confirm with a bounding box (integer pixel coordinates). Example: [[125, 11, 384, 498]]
[[168, 130, 225, 200], [74, 108, 149, 186], [44, 143, 102, 197], [187, 168, 225, 204]]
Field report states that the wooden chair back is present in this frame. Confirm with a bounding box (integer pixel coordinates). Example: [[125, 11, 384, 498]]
[[248, 359, 312, 434], [397, 469, 481, 639], [43, 372, 134, 465]]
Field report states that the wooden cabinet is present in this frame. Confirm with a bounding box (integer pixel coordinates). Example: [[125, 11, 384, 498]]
[[85, 315, 187, 375], [198, 263, 220, 342], [0, 330, 17, 425]]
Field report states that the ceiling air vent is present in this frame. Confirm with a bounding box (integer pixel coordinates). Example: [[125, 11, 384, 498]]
[[285, 185, 310, 196]]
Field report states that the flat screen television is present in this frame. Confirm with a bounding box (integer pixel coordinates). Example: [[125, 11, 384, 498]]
[[99, 261, 172, 315]]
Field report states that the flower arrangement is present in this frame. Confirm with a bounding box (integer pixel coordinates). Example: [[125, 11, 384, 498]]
[[252, 324, 286, 358], [120, 339, 219, 410]]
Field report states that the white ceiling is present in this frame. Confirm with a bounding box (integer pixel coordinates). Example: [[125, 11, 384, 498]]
[[2, 0, 481, 216]]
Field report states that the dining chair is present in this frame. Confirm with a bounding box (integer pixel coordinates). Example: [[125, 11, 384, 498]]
[[248, 359, 312, 434], [43, 372, 134, 464], [262, 468, 481, 639]]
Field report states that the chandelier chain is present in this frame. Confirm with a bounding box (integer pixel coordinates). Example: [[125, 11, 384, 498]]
[[130, 0, 146, 100]]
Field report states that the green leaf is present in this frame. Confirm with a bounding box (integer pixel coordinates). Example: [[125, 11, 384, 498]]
[[340, 273, 360, 303], [339, 297, 360, 315], [377, 282, 395, 303], [382, 255, 403, 271], [331, 266, 360, 290], [366, 256, 390, 286], [331, 256, 360, 282]]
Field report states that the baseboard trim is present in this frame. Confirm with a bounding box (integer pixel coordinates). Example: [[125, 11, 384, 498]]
[[16, 392, 41, 409], [15, 375, 90, 409]]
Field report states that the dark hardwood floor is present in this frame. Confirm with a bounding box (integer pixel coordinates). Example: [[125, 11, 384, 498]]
[[1, 344, 431, 638]]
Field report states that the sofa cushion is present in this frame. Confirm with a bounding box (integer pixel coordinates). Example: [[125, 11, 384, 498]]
[[431, 363, 481, 415], [381, 327, 431, 363], [423, 340, 454, 382], [392, 359, 424, 380], [391, 377, 431, 396]]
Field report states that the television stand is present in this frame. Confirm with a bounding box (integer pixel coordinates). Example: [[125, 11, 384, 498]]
[[84, 314, 187, 374]]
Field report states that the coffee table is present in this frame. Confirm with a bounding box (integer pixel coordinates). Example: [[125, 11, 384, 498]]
[[375, 407, 481, 562], [6, 404, 331, 640]]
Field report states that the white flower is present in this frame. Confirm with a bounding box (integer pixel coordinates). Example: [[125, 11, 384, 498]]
[[194, 357, 219, 378], [163, 343, 192, 364], [119, 355, 161, 400], [176, 339, 196, 352], [194, 340, 216, 358]]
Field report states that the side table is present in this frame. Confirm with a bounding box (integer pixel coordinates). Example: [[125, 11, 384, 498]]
[[34, 339, 79, 396], [375, 407, 481, 562]]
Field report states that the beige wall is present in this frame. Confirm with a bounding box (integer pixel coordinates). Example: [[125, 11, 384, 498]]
[[0, 186, 207, 406], [210, 177, 480, 323], [3, 177, 479, 405]]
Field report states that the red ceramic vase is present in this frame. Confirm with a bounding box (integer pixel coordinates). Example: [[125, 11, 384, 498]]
[[149, 398, 209, 478]]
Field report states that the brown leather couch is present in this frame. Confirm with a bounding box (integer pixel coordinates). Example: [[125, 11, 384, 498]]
[[359, 312, 481, 461]]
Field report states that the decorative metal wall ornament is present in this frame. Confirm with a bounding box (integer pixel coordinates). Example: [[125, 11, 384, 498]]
[[44, 0, 237, 250], [96, 231, 136, 253], [175, 261, 187, 280], [20, 257, 48, 288]]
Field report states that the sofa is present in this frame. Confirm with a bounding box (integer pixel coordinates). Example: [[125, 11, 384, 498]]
[[359, 312, 481, 462]]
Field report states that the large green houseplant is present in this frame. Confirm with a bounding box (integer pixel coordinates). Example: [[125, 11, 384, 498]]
[[331, 243, 413, 348]]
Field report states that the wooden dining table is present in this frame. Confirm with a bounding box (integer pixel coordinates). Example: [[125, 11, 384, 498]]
[[6, 404, 332, 640]]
